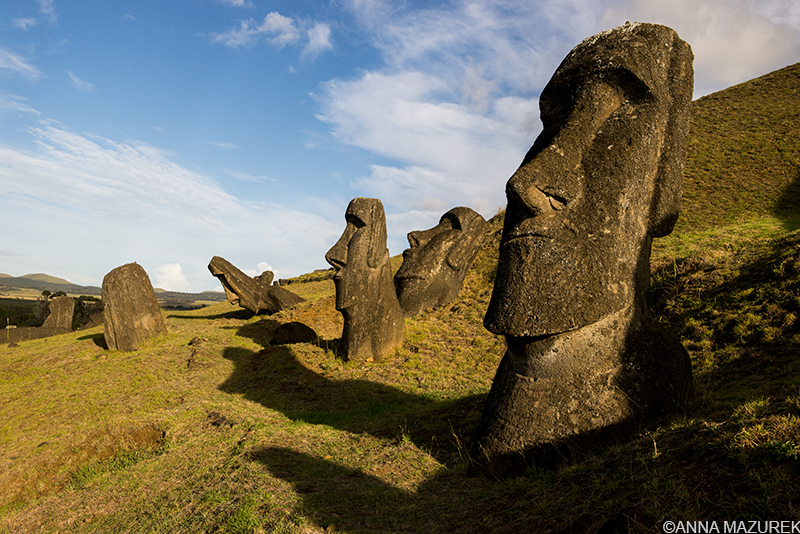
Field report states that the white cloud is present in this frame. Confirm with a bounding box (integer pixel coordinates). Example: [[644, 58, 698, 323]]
[[37, 0, 57, 25], [0, 49, 41, 81], [223, 169, 276, 183], [0, 123, 341, 291], [211, 12, 334, 59], [153, 263, 191, 292], [211, 12, 300, 48], [302, 23, 333, 60], [124, 13, 136, 21], [217, 0, 255, 7], [67, 70, 96, 92], [0, 92, 41, 116], [13, 17, 38, 30]]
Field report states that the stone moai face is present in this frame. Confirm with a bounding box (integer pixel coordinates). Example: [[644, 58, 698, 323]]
[[471, 22, 694, 476], [325, 197, 389, 312], [394, 207, 488, 317], [325, 197, 404, 361], [484, 22, 694, 337]]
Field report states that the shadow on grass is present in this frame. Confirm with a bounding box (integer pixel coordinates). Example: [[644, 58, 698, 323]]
[[774, 168, 800, 231], [218, 342, 485, 466], [77, 331, 107, 349], [167, 308, 253, 320]]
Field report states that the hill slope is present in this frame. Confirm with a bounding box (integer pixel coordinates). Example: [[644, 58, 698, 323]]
[[680, 62, 800, 231]]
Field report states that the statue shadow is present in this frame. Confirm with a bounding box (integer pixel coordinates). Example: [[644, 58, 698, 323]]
[[220, 313, 485, 463], [773, 167, 800, 230], [218, 341, 485, 466]]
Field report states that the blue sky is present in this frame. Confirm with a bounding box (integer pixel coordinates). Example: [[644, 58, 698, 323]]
[[1, 0, 799, 292]]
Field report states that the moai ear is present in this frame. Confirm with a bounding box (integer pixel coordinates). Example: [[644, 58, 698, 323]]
[[445, 207, 487, 272], [649, 36, 693, 238]]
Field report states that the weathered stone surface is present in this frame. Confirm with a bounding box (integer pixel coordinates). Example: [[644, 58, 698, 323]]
[[102, 263, 167, 351], [41, 296, 75, 330], [273, 321, 317, 344], [395, 207, 488, 317], [471, 22, 694, 477], [325, 197, 404, 362], [208, 256, 305, 314]]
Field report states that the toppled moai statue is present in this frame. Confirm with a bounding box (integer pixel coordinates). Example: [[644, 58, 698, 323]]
[[207, 256, 305, 315], [326, 197, 404, 362], [394, 206, 488, 317], [41, 295, 75, 330], [102, 262, 167, 351], [470, 22, 695, 477]]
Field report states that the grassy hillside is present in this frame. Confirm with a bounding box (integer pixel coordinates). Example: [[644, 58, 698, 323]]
[[1, 64, 800, 533], [679, 62, 800, 232]]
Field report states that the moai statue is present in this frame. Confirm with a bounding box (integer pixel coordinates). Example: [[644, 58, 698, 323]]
[[394, 207, 488, 317], [102, 262, 168, 351], [41, 295, 75, 331], [208, 256, 304, 315], [470, 22, 695, 476], [325, 197, 404, 362]]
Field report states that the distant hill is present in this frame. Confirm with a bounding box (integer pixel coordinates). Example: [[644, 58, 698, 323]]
[[20, 273, 73, 285], [680, 62, 800, 231], [0, 273, 226, 305]]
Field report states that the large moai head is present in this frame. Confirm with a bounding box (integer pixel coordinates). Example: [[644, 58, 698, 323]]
[[471, 23, 694, 477], [325, 197, 404, 362], [484, 21, 694, 337], [394, 207, 488, 317]]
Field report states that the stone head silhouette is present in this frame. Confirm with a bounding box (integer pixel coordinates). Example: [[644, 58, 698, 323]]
[[472, 22, 694, 476], [394, 206, 488, 316], [484, 21, 694, 338], [325, 197, 389, 312], [325, 197, 404, 362]]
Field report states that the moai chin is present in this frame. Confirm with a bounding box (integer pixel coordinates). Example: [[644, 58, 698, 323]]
[[470, 22, 695, 477], [325, 197, 404, 362], [394, 206, 488, 317]]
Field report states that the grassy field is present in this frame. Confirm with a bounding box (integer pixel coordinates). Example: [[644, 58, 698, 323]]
[[1, 64, 799, 533]]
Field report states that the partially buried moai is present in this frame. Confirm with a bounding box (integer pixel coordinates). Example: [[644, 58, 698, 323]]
[[394, 207, 488, 317], [102, 262, 168, 351], [470, 22, 695, 477], [326, 197, 404, 362]]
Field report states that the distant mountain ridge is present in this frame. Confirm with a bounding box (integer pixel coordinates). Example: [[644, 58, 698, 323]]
[[0, 273, 226, 303]]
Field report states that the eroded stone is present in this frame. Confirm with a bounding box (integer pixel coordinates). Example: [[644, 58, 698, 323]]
[[471, 22, 695, 477], [102, 262, 167, 351], [394, 207, 488, 317], [325, 197, 404, 362]]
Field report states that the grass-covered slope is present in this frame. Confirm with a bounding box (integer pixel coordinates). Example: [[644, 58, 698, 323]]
[[680, 62, 800, 231], [2, 63, 800, 533]]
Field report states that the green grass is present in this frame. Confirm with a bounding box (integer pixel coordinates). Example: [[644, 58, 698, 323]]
[[2, 62, 800, 534]]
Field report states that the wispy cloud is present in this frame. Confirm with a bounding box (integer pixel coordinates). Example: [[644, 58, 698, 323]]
[[67, 70, 96, 92], [217, 0, 255, 7], [0, 48, 41, 81], [223, 169, 277, 183], [211, 11, 335, 60], [211, 12, 300, 48], [12, 17, 38, 30], [302, 23, 333, 60], [124, 13, 136, 21], [0, 92, 41, 116], [210, 141, 239, 150], [0, 123, 340, 290], [37, 0, 57, 25]]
